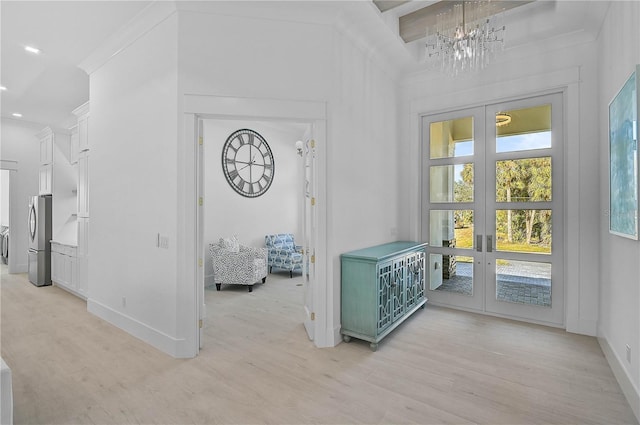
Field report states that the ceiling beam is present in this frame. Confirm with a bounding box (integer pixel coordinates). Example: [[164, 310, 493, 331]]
[[399, 0, 534, 43], [373, 1, 411, 13]]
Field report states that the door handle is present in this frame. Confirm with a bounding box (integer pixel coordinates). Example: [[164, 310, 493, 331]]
[[476, 235, 483, 252], [487, 235, 493, 253]]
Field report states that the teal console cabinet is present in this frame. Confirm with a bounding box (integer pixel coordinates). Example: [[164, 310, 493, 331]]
[[341, 241, 427, 351]]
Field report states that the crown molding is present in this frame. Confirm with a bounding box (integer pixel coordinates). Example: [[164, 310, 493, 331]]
[[79, 1, 177, 75]]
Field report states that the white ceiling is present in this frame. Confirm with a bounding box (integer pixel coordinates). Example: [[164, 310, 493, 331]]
[[1, 1, 152, 128], [0, 1, 610, 130]]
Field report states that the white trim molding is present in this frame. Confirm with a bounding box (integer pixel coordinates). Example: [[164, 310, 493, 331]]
[[180, 94, 330, 356], [599, 337, 640, 422], [88, 298, 186, 358]]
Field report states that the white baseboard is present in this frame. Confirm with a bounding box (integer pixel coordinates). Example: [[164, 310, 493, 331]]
[[87, 298, 188, 358], [204, 273, 215, 288], [598, 336, 640, 422], [332, 324, 342, 347]]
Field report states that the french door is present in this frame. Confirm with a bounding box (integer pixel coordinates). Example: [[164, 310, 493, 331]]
[[422, 93, 564, 326]]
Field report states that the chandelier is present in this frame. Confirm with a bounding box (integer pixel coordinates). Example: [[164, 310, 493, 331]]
[[425, 1, 506, 75]]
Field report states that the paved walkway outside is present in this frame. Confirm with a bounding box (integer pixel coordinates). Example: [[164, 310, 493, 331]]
[[436, 260, 552, 307]]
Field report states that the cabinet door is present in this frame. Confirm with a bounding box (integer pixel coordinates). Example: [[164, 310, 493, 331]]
[[40, 134, 53, 165], [77, 152, 89, 217], [376, 261, 393, 334], [69, 255, 78, 292], [78, 115, 89, 152], [64, 254, 74, 289], [77, 256, 88, 296], [405, 251, 426, 310], [39, 164, 52, 195], [77, 218, 89, 257], [51, 251, 62, 283], [70, 127, 79, 164], [391, 256, 406, 321]]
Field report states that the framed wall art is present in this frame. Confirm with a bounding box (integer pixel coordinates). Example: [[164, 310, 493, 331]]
[[609, 65, 639, 239]]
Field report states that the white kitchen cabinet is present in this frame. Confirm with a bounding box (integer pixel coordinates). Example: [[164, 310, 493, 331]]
[[72, 101, 90, 153], [77, 151, 89, 218], [39, 164, 52, 195], [77, 218, 89, 257], [39, 132, 53, 165], [50, 242, 83, 299], [69, 126, 79, 164], [76, 218, 89, 297]]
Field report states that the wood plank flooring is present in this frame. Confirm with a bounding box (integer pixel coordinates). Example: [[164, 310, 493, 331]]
[[1, 266, 637, 424]]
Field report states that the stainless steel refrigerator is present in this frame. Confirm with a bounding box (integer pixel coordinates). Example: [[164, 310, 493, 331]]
[[28, 195, 52, 286]]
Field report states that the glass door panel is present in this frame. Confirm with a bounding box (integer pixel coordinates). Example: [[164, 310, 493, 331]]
[[423, 93, 563, 326], [485, 94, 563, 325], [423, 107, 485, 311]]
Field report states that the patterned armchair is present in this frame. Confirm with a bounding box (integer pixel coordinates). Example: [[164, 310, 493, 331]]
[[209, 238, 268, 292], [265, 234, 304, 278]]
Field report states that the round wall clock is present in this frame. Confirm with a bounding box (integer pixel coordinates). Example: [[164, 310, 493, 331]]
[[221, 129, 275, 198]]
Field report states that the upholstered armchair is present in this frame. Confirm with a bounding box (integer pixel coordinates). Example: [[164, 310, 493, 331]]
[[264, 234, 304, 278], [209, 238, 268, 292]]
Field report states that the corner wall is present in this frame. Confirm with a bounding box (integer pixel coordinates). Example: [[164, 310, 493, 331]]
[[598, 2, 640, 419], [178, 7, 400, 347], [87, 12, 181, 355]]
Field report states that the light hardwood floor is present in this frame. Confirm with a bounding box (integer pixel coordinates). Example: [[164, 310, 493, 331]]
[[1, 265, 637, 424]]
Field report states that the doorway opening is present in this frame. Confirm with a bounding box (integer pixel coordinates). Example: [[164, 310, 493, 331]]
[[0, 169, 10, 272], [184, 95, 328, 357], [199, 118, 312, 348]]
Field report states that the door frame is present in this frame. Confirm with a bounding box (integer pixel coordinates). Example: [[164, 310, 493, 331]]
[[412, 72, 585, 333], [181, 94, 328, 356], [420, 93, 565, 327]]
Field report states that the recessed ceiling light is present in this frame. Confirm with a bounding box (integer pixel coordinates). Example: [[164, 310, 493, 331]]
[[24, 46, 40, 54], [0, 86, 6, 91], [12, 113, 23, 118]]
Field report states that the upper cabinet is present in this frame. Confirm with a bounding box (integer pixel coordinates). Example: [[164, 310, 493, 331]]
[[72, 102, 90, 153], [36, 127, 56, 195], [69, 125, 79, 165], [38, 128, 53, 166]]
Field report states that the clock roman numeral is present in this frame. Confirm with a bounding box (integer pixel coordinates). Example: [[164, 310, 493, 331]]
[[227, 169, 239, 182]]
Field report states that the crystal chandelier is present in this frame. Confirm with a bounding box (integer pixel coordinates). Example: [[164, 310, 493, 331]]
[[425, 1, 506, 75]]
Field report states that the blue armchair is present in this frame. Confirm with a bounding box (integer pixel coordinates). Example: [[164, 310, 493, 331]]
[[265, 234, 304, 278]]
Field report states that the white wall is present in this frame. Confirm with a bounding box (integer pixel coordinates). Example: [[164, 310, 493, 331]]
[[203, 119, 305, 285], [598, 1, 640, 418], [0, 119, 42, 273], [0, 170, 9, 227], [178, 7, 400, 347], [398, 32, 601, 334], [87, 13, 180, 355], [81, 2, 401, 356]]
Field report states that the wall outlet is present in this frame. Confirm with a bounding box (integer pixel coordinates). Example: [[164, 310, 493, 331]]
[[159, 236, 169, 249], [122, 296, 126, 308], [626, 344, 631, 363]]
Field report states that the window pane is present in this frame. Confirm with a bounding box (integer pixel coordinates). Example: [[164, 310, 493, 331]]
[[431, 254, 473, 296], [430, 163, 473, 203], [496, 260, 551, 307], [496, 104, 552, 153], [496, 157, 552, 202], [496, 209, 552, 254], [430, 117, 474, 159], [429, 210, 473, 249]]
